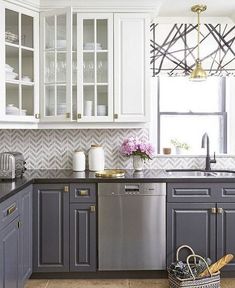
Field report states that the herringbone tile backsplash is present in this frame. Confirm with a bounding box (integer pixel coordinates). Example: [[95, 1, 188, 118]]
[[0, 129, 235, 170]]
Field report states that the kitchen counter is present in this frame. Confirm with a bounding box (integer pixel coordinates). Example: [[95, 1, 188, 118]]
[[1, 168, 235, 203]]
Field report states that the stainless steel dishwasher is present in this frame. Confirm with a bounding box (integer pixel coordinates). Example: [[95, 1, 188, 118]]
[[98, 182, 166, 271]]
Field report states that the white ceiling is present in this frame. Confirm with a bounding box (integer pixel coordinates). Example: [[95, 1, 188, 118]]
[[158, 0, 235, 17], [20, 0, 235, 19]]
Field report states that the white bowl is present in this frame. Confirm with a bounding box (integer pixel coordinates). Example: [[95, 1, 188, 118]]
[[6, 104, 19, 115], [6, 71, 18, 80], [5, 64, 14, 72]]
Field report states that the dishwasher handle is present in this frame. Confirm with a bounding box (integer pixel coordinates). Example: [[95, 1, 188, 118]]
[[124, 185, 140, 192]]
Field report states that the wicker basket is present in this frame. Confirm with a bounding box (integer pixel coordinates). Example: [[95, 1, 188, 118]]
[[168, 245, 221, 288]]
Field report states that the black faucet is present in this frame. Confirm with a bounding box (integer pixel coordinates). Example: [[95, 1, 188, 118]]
[[201, 133, 216, 171]]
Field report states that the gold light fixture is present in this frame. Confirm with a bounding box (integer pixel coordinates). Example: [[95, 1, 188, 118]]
[[190, 4, 207, 81]]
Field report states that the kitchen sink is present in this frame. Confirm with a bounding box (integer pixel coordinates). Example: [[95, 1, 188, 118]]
[[165, 169, 235, 177]]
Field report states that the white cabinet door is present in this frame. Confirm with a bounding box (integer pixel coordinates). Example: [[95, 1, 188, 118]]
[[0, 2, 39, 122], [40, 8, 72, 122], [76, 13, 113, 122], [114, 13, 150, 122]]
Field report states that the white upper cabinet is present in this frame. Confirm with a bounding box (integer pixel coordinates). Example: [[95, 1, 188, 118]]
[[0, 2, 151, 126], [76, 13, 113, 122], [40, 8, 72, 122], [114, 13, 150, 122], [0, 2, 39, 122]]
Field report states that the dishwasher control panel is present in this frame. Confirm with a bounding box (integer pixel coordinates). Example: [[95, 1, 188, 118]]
[[98, 183, 166, 196]]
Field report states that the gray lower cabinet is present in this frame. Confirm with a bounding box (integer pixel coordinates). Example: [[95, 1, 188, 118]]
[[167, 183, 235, 271], [33, 184, 69, 272], [0, 216, 20, 288], [19, 186, 32, 285], [217, 203, 235, 271], [70, 203, 97, 271], [167, 202, 217, 265]]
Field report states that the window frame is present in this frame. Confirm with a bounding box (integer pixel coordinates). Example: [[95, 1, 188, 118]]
[[157, 77, 227, 154]]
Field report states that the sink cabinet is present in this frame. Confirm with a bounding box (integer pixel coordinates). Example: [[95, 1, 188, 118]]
[[167, 182, 235, 271]]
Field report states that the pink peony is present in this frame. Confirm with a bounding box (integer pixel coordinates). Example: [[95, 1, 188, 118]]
[[120, 137, 154, 160]]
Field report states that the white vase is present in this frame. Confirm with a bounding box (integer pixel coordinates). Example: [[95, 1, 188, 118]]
[[132, 155, 144, 171]]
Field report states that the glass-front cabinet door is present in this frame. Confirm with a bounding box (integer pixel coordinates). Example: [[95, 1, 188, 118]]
[[1, 4, 39, 121], [75, 13, 113, 122], [40, 8, 72, 121]]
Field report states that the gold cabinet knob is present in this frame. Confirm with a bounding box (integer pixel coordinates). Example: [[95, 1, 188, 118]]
[[217, 207, 223, 214], [77, 113, 82, 119], [35, 113, 40, 119], [64, 186, 69, 192], [211, 207, 216, 214], [90, 205, 96, 212]]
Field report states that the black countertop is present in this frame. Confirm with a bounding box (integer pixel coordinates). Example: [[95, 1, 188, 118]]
[[1, 169, 235, 203]]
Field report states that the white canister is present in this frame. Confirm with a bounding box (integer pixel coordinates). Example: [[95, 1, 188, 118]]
[[88, 145, 105, 171], [73, 150, 86, 171]]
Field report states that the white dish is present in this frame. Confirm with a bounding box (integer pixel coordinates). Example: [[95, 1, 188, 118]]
[[22, 76, 32, 82], [84, 42, 102, 50], [21, 110, 27, 116], [5, 64, 14, 72], [97, 105, 107, 116], [6, 104, 19, 115], [57, 40, 66, 49], [6, 71, 18, 80]]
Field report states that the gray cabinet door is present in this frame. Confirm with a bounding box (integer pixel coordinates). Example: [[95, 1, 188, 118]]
[[167, 203, 216, 266], [0, 216, 20, 288], [33, 184, 69, 272], [217, 203, 235, 271], [19, 186, 32, 284], [70, 203, 97, 271]]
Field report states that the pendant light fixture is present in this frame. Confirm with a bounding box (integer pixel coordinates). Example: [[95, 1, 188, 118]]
[[190, 4, 207, 81]]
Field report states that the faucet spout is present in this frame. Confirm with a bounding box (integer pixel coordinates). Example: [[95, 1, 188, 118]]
[[201, 132, 216, 171]]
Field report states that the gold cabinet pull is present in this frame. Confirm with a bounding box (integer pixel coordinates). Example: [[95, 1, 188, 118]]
[[35, 113, 40, 119], [64, 186, 69, 193], [211, 207, 216, 214], [217, 207, 223, 214], [114, 113, 118, 119], [77, 113, 82, 119], [90, 205, 96, 213], [7, 204, 16, 215], [79, 190, 89, 196], [66, 112, 70, 118]]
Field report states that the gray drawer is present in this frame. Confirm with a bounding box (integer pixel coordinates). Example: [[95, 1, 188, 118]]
[[219, 184, 235, 202], [70, 183, 96, 203], [0, 194, 19, 230], [167, 183, 219, 202]]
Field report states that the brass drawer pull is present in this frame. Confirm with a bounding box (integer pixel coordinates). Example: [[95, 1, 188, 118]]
[[79, 190, 89, 196], [90, 205, 96, 213], [211, 207, 216, 214], [217, 207, 223, 214], [64, 186, 69, 192], [7, 204, 16, 216]]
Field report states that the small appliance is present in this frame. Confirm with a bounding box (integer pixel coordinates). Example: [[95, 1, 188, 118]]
[[0, 152, 26, 180]]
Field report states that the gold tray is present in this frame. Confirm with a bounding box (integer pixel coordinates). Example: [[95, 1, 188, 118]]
[[95, 169, 125, 178]]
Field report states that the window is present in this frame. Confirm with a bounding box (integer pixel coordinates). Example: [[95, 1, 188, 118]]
[[157, 76, 227, 154]]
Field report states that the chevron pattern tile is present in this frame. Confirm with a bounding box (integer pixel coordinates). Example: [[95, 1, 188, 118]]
[[0, 129, 235, 170]]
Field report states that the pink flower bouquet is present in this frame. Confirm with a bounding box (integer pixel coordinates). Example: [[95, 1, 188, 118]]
[[120, 137, 154, 160]]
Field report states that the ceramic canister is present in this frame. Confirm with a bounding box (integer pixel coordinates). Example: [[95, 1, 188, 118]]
[[73, 150, 86, 171], [88, 144, 105, 171]]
